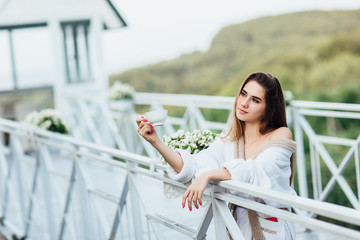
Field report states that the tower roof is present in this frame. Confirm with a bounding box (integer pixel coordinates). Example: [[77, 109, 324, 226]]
[[0, 0, 127, 29]]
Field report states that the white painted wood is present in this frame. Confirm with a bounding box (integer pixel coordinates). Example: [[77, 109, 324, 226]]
[[0, 0, 125, 29]]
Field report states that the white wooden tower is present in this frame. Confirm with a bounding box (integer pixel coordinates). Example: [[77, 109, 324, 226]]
[[0, 0, 127, 109]]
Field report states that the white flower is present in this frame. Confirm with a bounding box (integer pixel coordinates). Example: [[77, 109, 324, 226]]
[[24, 109, 70, 135], [162, 129, 218, 157], [109, 81, 135, 100]]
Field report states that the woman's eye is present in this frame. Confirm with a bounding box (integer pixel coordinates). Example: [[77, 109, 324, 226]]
[[240, 92, 246, 96], [252, 98, 259, 103]]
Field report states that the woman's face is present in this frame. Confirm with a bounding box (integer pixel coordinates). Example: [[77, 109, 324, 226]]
[[236, 80, 266, 124]]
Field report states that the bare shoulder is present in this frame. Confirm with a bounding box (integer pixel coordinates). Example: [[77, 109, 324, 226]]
[[269, 127, 293, 140]]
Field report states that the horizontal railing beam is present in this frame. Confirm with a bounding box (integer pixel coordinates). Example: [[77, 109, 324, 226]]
[[315, 135, 357, 146], [298, 109, 360, 119], [292, 100, 360, 112], [216, 180, 360, 226], [133, 92, 234, 109]]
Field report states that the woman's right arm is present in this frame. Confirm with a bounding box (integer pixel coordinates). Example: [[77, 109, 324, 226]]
[[136, 115, 184, 173]]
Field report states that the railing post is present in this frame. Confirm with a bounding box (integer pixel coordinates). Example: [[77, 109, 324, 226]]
[[1, 142, 13, 221], [182, 107, 191, 131], [128, 172, 144, 240], [38, 145, 57, 240], [309, 140, 318, 200], [0, 141, 8, 218], [293, 107, 309, 198], [192, 106, 209, 131], [195, 201, 213, 240], [78, 157, 112, 238], [109, 176, 129, 240], [189, 104, 197, 131], [57, 155, 77, 240], [355, 141, 360, 208], [10, 136, 27, 233], [74, 161, 94, 240], [210, 186, 228, 239], [24, 150, 41, 236]]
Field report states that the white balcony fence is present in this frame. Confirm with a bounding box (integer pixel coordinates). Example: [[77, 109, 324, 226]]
[[0, 93, 359, 239]]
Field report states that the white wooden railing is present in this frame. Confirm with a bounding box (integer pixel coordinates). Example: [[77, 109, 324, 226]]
[[292, 101, 360, 210], [0, 117, 360, 240], [1, 93, 360, 239], [59, 93, 360, 209]]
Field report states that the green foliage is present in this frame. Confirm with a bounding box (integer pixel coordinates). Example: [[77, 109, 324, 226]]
[[318, 28, 360, 59], [109, 9, 360, 104]]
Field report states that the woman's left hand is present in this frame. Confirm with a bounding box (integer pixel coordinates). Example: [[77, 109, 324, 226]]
[[182, 173, 210, 211]]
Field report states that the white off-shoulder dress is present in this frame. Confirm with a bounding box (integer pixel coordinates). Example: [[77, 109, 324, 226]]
[[166, 137, 297, 240]]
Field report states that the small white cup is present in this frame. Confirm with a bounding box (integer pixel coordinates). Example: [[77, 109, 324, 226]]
[[144, 109, 168, 126]]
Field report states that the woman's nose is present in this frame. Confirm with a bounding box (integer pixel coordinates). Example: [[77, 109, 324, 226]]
[[241, 98, 249, 108]]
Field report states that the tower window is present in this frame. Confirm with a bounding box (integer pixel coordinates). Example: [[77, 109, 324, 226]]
[[61, 20, 92, 83]]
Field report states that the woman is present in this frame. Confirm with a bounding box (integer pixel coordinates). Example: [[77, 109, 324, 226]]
[[136, 72, 296, 239]]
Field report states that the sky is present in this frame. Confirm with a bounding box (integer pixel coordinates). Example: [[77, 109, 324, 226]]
[[103, 0, 360, 74]]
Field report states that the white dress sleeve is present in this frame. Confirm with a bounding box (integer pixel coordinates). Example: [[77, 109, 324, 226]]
[[222, 147, 296, 204], [166, 138, 224, 184]]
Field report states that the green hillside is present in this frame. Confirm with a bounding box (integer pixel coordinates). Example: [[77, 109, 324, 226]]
[[109, 9, 360, 103]]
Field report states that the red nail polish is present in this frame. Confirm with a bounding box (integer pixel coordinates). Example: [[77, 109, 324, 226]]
[[182, 205, 184, 208], [196, 206, 198, 209], [150, 124, 153, 128], [145, 119, 148, 122], [200, 203, 202, 206], [189, 209, 192, 212]]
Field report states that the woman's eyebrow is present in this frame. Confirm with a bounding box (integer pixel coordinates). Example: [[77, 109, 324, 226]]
[[253, 96, 262, 101], [242, 89, 263, 101]]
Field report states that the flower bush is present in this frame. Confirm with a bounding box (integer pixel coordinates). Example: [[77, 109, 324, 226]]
[[163, 129, 218, 156], [162, 129, 218, 198], [283, 90, 294, 106], [109, 81, 135, 100], [25, 109, 70, 135]]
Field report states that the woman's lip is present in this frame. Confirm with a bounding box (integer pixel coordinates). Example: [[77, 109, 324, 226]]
[[238, 108, 247, 114]]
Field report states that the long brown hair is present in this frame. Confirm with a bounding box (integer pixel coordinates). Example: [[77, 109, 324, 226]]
[[223, 72, 295, 184]]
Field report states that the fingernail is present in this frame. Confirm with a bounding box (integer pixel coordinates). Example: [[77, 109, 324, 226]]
[[150, 124, 153, 128], [196, 206, 198, 209], [182, 205, 185, 208], [189, 208, 192, 212], [145, 119, 148, 122], [200, 203, 202, 206]]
